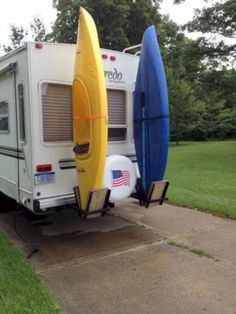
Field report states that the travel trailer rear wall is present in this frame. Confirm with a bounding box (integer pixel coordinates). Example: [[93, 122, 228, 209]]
[[0, 42, 139, 213]]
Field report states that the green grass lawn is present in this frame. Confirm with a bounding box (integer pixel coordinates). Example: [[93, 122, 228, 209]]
[[165, 140, 236, 219], [0, 232, 60, 314]]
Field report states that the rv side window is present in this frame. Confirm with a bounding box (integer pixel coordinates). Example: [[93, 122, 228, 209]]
[[0, 101, 9, 132], [42, 83, 72, 142], [18, 84, 26, 141], [107, 89, 127, 141]]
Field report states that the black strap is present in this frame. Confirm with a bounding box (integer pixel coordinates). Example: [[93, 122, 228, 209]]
[[134, 114, 169, 123]]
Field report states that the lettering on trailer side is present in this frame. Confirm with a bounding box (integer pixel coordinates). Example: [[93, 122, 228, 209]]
[[104, 68, 125, 84]]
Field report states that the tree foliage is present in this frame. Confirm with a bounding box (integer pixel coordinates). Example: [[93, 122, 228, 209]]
[[86, 0, 130, 50], [0, 0, 235, 142], [1, 17, 47, 53], [124, 0, 162, 47], [30, 16, 47, 42], [50, 0, 81, 44], [185, 0, 236, 66], [1, 25, 28, 52], [168, 0, 236, 141], [50, 0, 162, 50], [187, 0, 236, 39]]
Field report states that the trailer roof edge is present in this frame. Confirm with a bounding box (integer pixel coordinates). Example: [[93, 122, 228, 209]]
[[0, 43, 27, 62]]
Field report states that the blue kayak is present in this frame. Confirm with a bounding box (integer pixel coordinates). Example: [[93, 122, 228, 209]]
[[133, 25, 169, 193]]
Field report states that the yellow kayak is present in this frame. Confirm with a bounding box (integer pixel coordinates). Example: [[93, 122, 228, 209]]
[[72, 7, 108, 210]]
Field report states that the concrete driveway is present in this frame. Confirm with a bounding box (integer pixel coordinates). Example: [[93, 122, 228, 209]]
[[1, 199, 236, 313]]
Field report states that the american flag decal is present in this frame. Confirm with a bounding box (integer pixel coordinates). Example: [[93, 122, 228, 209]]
[[112, 170, 130, 187]]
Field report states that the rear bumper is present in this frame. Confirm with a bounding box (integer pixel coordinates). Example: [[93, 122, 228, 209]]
[[34, 193, 76, 212]]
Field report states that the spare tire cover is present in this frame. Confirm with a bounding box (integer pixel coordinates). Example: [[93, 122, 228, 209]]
[[103, 155, 137, 202]]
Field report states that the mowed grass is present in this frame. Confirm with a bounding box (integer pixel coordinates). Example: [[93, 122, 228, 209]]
[[0, 232, 60, 314], [165, 141, 236, 218]]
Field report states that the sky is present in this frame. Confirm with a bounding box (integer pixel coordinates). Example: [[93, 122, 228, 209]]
[[0, 0, 208, 55], [160, 0, 207, 24], [0, 0, 56, 50]]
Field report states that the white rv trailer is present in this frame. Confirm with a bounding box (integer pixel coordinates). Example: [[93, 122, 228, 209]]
[[0, 42, 139, 213]]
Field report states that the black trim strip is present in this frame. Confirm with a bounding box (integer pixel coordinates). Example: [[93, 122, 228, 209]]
[[0, 146, 24, 160], [0, 145, 23, 153], [59, 158, 75, 163], [0, 151, 24, 160], [58, 154, 137, 170], [60, 166, 76, 170], [123, 154, 137, 162], [59, 158, 76, 170]]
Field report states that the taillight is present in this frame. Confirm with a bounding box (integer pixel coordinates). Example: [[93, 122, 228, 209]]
[[102, 54, 108, 59], [36, 164, 52, 172], [35, 42, 43, 49]]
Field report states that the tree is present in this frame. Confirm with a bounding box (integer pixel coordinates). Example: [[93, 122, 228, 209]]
[[1, 25, 28, 52], [50, 0, 130, 49], [124, 0, 162, 47], [50, 0, 163, 50], [190, 69, 236, 139], [160, 17, 206, 143], [170, 0, 236, 142], [30, 16, 47, 42], [50, 0, 81, 43], [86, 0, 130, 50], [168, 78, 200, 144], [175, 0, 236, 67], [1, 17, 47, 52]]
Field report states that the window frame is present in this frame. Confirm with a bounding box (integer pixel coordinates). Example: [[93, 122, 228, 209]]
[[18, 83, 26, 142], [0, 100, 9, 133], [107, 88, 127, 143], [40, 81, 73, 145]]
